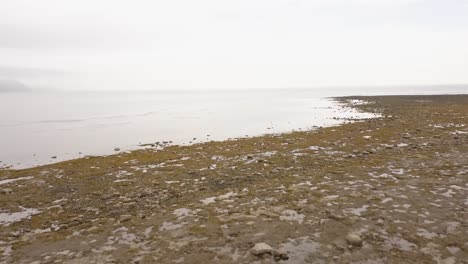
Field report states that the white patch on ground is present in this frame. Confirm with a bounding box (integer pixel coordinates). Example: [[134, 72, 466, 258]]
[[449, 185, 465, 190], [323, 195, 339, 200], [346, 205, 369, 216], [381, 198, 393, 204], [159, 221, 186, 231], [211, 155, 226, 161], [200, 192, 237, 205], [165, 181, 180, 184], [445, 222, 460, 234], [0, 176, 33, 185], [261, 151, 277, 157], [2, 245, 12, 257], [278, 236, 320, 263], [218, 192, 236, 200], [113, 170, 133, 178], [431, 123, 465, 128], [144, 227, 153, 238], [200, 197, 216, 205], [118, 232, 137, 245], [173, 208, 193, 218], [390, 168, 405, 175], [279, 210, 305, 224], [113, 179, 130, 183], [441, 189, 455, 198], [348, 99, 371, 106], [447, 246, 460, 254], [417, 228, 439, 239], [384, 237, 417, 252], [52, 198, 67, 204], [0, 207, 40, 226]]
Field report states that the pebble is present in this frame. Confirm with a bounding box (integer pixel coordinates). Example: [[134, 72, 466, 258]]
[[114, 148, 120, 151], [119, 215, 132, 222], [251, 242, 273, 255], [345, 233, 363, 247]]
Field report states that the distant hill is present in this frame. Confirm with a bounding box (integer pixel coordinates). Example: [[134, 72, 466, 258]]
[[0, 80, 31, 92]]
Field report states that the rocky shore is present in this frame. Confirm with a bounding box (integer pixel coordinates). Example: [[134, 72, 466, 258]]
[[0, 95, 467, 264]]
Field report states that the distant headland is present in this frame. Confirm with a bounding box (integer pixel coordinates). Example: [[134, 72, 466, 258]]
[[0, 80, 31, 92]]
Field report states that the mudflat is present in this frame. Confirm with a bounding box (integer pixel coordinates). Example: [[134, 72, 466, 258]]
[[0, 95, 467, 264]]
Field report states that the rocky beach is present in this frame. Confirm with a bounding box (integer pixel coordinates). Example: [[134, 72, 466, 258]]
[[0, 95, 467, 264]]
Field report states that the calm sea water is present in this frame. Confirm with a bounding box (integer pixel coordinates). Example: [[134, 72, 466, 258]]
[[0, 85, 466, 169]]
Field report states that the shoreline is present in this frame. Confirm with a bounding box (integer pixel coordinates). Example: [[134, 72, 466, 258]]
[[0, 94, 467, 263], [0, 96, 375, 171]]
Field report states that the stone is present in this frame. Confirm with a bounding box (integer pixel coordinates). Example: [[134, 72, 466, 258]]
[[0, 188, 13, 194], [119, 214, 132, 222], [273, 249, 289, 261], [333, 239, 347, 250], [345, 233, 363, 247], [114, 148, 120, 151], [251, 242, 273, 255]]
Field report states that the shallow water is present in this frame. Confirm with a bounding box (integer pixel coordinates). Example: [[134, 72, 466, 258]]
[[0, 86, 466, 168]]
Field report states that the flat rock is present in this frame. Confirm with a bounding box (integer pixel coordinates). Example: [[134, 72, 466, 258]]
[[0, 188, 13, 194], [119, 214, 132, 222], [251, 242, 273, 255], [345, 233, 363, 247]]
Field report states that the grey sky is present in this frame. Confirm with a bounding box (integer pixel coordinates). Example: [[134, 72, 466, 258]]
[[1, 0, 467, 90]]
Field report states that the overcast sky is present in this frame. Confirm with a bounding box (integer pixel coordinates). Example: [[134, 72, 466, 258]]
[[1, 0, 467, 90]]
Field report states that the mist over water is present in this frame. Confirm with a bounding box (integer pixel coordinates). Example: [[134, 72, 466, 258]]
[[0, 85, 466, 169]]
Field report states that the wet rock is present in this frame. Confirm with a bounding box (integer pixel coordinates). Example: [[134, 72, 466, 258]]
[[251, 242, 273, 255], [345, 233, 363, 247], [273, 249, 289, 261], [114, 148, 120, 151]]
